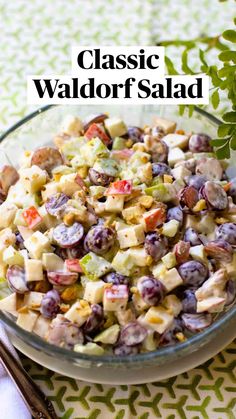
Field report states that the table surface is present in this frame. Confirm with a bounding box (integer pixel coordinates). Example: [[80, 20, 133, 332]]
[[0, 0, 236, 417]]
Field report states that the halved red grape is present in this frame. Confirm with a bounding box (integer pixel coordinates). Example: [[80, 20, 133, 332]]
[[84, 225, 115, 255], [137, 276, 165, 306], [47, 315, 84, 349], [0, 165, 19, 195], [178, 261, 208, 287], [152, 162, 171, 177], [53, 222, 84, 248], [127, 126, 143, 143], [144, 232, 168, 262], [225, 279, 236, 306], [102, 272, 129, 285], [88, 168, 114, 187], [201, 181, 228, 210], [182, 289, 197, 313], [114, 344, 139, 356], [83, 304, 104, 334], [183, 228, 201, 246], [151, 140, 168, 163], [40, 290, 60, 319], [47, 271, 78, 285], [196, 158, 223, 181], [189, 133, 212, 153], [205, 239, 233, 263], [6, 265, 28, 294], [186, 175, 207, 191], [83, 114, 108, 131], [31, 147, 63, 174], [45, 193, 69, 217], [216, 223, 236, 246], [181, 313, 212, 332], [159, 319, 183, 347], [120, 322, 147, 346], [55, 246, 86, 260], [166, 206, 183, 227]]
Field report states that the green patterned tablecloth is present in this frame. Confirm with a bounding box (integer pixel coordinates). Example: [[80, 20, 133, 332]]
[[0, 1, 236, 418]]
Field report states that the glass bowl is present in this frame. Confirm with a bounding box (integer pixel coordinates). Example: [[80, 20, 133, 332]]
[[0, 104, 235, 370]]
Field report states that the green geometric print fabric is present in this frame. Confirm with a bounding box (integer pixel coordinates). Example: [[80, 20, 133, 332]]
[[0, 0, 236, 417]]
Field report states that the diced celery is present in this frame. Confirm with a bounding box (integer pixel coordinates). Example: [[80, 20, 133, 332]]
[[80, 252, 112, 280], [93, 158, 119, 177], [112, 137, 127, 150], [80, 138, 109, 166], [145, 183, 175, 202], [61, 137, 87, 159]]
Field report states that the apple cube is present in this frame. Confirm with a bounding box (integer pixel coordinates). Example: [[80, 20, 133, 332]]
[[17, 226, 34, 241], [61, 115, 83, 136], [23, 292, 45, 310], [41, 182, 60, 201], [37, 205, 57, 229], [144, 306, 174, 334], [103, 284, 128, 311], [14, 209, 28, 227], [159, 268, 183, 292], [64, 301, 90, 326], [151, 261, 168, 279], [0, 293, 17, 316], [152, 116, 176, 134], [189, 245, 206, 263], [162, 295, 182, 316], [23, 206, 42, 229], [3, 245, 24, 266], [117, 224, 145, 249], [104, 117, 127, 138], [59, 173, 83, 197], [24, 231, 52, 259], [17, 309, 39, 332], [171, 165, 191, 180], [142, 207, 166, 232], [20, 165, 47, 193], [105, 195, 125, 212], [161, 252, 177, 269], [127, 247, 149, 267], [163, 133, 189, 149], [168, 147, 185, 167], [33, 315, 51, 338], [0, 202, 17, 228], [83, 280, 106, 304], [42, 253, 65, 272], [162, 220, 179, 237], [25, 259, 44, 282], [111, 250, 134, 276]]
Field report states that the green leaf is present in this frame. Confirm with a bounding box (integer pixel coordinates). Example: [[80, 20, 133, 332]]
[[211, 90, 220, 109], [219, 51, 236, 63], [230, 135, 236, 150], [188, 105, 194, 118], [218, 65, 236, 78], [165, 56, 179, 75], [199, 49, 208, 71], [215, 142, 230, 159], [218, 124, 232, 137], [207, 66, 222, 87], [223, 30, 236, 43], [222, 112, 236, 122], [179, 105, 186, 116], [210, 138, 228, 147], [181, 49, 194, 74]]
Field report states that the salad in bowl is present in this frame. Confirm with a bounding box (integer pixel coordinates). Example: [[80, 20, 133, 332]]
[[0, 109, 235, 358]]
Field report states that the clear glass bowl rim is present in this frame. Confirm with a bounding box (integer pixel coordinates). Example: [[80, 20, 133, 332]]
[[1, 104, 235, 366]]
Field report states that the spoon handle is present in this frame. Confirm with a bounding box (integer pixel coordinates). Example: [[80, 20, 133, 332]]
[[0, 339, 58, 419]]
